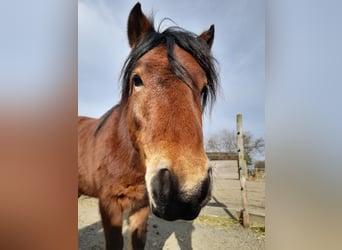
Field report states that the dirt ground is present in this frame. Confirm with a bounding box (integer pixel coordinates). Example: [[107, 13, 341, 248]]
[[78, 161, 265, 249]]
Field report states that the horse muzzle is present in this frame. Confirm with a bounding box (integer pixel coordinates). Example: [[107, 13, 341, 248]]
[[149, 167, 212, 221]]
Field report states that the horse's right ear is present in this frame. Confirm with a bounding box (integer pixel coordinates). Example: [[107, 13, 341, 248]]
[[127, 2, 153, 48]]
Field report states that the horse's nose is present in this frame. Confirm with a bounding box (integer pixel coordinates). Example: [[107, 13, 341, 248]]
[[150, 167, 212, 221]]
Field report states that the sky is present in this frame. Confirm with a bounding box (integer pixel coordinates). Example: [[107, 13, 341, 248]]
[[78, 0, 265, 141]]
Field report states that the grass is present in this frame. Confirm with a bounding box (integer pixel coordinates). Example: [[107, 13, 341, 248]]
[[196, 215, 266, 239], [196, 215, 239, 227], [250, 226, 266, 238]]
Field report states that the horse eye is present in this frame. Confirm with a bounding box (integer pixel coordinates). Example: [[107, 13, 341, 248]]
[[201, 85, 208, 109], [201, 85, 208, 96], [132, 74, 143, 87]]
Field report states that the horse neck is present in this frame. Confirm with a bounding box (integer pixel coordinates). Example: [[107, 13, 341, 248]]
[[115, 105, 131, 149], [110, 105, 144, 173]]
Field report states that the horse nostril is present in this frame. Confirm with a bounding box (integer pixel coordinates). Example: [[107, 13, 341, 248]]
[[199, 171, 213, 208], [159, 168, 171, 196], [208, 166, 213, 176], [151, 168, 172, 203]]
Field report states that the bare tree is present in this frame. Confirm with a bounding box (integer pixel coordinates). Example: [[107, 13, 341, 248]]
[[242, 131, 265, 165], [219, 129, 236, 152], [205, 129, 265, 164], [205, 134, 221, 152]]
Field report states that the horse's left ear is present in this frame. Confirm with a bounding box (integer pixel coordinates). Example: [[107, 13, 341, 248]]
[[127, 2, 154, 48], [199, 25, 215, 49]]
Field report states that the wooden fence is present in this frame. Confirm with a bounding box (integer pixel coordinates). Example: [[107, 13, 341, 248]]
[[206, 152, 238, 161]]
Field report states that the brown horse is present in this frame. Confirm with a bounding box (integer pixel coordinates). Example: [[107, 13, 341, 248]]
[[78, 2, 218, 249]]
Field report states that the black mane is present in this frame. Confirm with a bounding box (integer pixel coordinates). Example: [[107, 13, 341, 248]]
[[93, 105, 117, 136], [121, 22, 219, 111]]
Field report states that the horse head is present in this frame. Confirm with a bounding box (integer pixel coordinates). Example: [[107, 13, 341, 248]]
[[122, 3, 218, 221]]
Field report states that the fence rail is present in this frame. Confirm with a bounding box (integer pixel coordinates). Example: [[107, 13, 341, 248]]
[[206, 152, 238, 161]]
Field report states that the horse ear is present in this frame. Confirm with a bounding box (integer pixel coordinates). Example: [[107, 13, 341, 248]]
[[127, 2, 153, 48], [199, 25, 215, 49]]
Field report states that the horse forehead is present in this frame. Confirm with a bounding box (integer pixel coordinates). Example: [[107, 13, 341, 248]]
[[136, 45, 206, 80], [173, 46, 206, 79], [135, 46, 168, 67]]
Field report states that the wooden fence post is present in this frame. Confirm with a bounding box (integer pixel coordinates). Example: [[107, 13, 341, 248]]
[[237, 114, 250, 228]]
